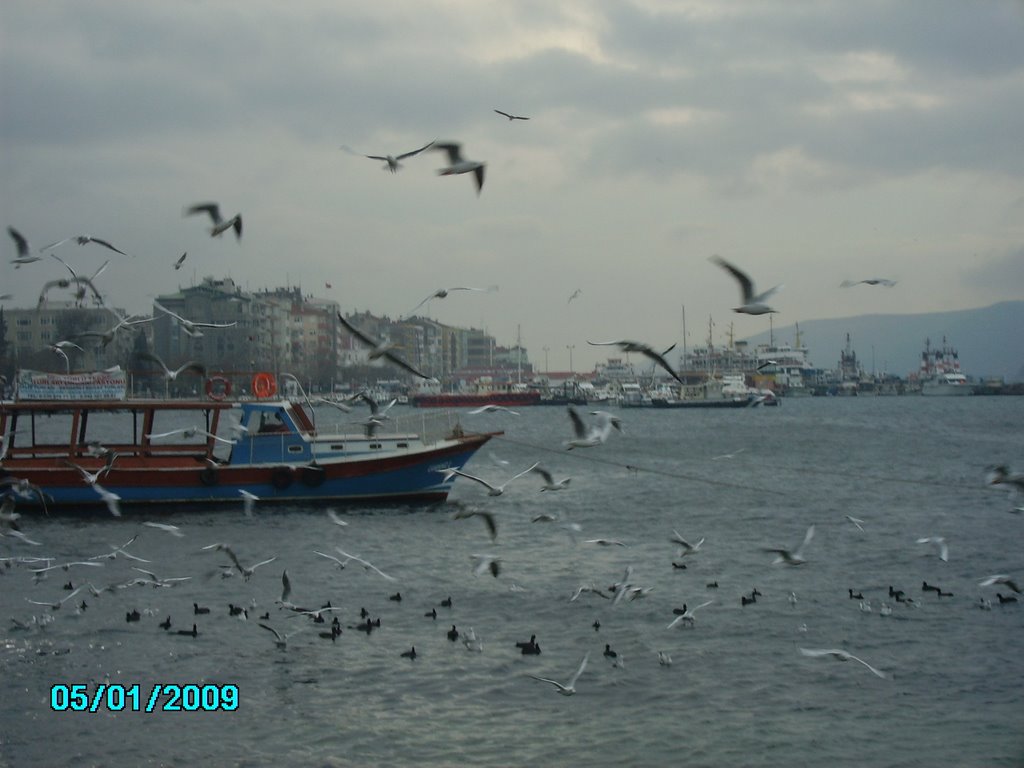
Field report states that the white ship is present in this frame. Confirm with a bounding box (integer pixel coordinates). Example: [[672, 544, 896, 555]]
[[918, 337, 973, 396]]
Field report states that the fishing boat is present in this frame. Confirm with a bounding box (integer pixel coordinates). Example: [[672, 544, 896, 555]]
[[0, 370, 496, 511]]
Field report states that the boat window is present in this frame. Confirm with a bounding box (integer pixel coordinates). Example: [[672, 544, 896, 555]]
[[396, 442, 408, 448], [287, 445, 303, 454], [330, 444, 344, 450], [369, 443, 381, 449]]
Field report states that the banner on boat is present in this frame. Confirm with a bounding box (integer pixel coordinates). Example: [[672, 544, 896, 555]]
[[15, 368, 128, 401]]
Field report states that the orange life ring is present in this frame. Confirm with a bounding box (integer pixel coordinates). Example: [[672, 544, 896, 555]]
[[205, 376, 232, 401], [252, 372, 277, 399]]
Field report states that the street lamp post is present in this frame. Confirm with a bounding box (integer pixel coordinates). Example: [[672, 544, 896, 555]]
[[542, 346, 550, 375], [566, 344, 575, 375]]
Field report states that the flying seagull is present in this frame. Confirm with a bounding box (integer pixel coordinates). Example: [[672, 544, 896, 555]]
[[840, 279, 897, 287], [185, 202, 242, 239], [139, 352, 206, 381], [402, 285, 497, 319], [75, 314, 154, 348], [41, 235, 131, 257], [587, 340, 682, 384], [337, 313, 429, 379], [799, 647, 889, 679], [8, 226, 42, 266], [437, 462, 540, 497], [565, 407, 623, 450], [916, 536, 949, 562], [341, 140, 435, 173], [494, 109, 530, 121], [530, 464, 571, 491], [154, 301, 238, 337], [173, 252, 188, 270], [764, 524, 815, 565], [710, 255, 782, 315], [432, 142, 485, 195], [529, 653, 589, 696]]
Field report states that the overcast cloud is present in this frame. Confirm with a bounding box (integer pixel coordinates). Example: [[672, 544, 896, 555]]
[[2, 0, 1022, 372]]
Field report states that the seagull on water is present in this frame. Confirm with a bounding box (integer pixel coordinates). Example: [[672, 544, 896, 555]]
[[845, 515, 866, 532], [587, 339, 682, 384], [529, 653, 589, 696], [341, 140, 435, 173], [710, 255, 782, 315], [494, 109, 530, 121], [185, 202, 242, 239], [338, 313, 429, 379], [799, 647, 889, 679], [437, 462, 539, 497], [565, 407, 622, 450], [764, 524, 815, 565], [432, 142, 485, 195]]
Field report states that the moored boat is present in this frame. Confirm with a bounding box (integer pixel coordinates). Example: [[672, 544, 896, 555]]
[[410, 390, 541, 408], [1, 372, 496, 511], [917, 337, 973, 396]]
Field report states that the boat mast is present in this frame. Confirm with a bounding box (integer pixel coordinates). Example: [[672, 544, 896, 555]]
[[516, 324, 522, 385], [681, 304, 687, 372]]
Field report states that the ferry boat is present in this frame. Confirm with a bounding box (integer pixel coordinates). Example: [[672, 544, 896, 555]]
[[918, 337, 973, 396], [0, 370, 496, 511]]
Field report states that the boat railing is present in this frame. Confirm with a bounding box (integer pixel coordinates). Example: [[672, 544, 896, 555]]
[[314, 409, 464, 446]]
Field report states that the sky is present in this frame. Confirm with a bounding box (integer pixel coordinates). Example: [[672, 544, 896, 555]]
[[2, 0, 1023, 373]]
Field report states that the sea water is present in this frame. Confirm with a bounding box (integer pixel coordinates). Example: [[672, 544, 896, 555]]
[[1, 396, 1021, 767]]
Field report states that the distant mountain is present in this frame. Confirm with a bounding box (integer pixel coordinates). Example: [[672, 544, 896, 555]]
[[742, 301, 1024, 382]]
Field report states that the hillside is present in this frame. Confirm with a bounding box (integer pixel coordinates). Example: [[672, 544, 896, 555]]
[[742, 301, 1024, 382]]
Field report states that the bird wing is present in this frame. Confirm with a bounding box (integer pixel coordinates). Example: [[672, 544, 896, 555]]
[[85, 237, 129, 256], [7, 227, 29, 257], [432, 142, 463, 164], [531, 465, 555, 485], [186, 203, 222, 224], [314, 550, 346, 566], [337, 314, 380, 349], [567, 406, 589, 439], [710, 255, 755, 303], [396, 140, 436, 160], [281, 570, 292, 602], [473, 165, 485, 194], [259, 623, 283, 642], [383, 350, 429, 379], [566, 653, 590, 687], [508, 461, 541, 485], [447, 469, 500, 494], [494, 110, 513, 119], [139, 352, 172, 376]]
